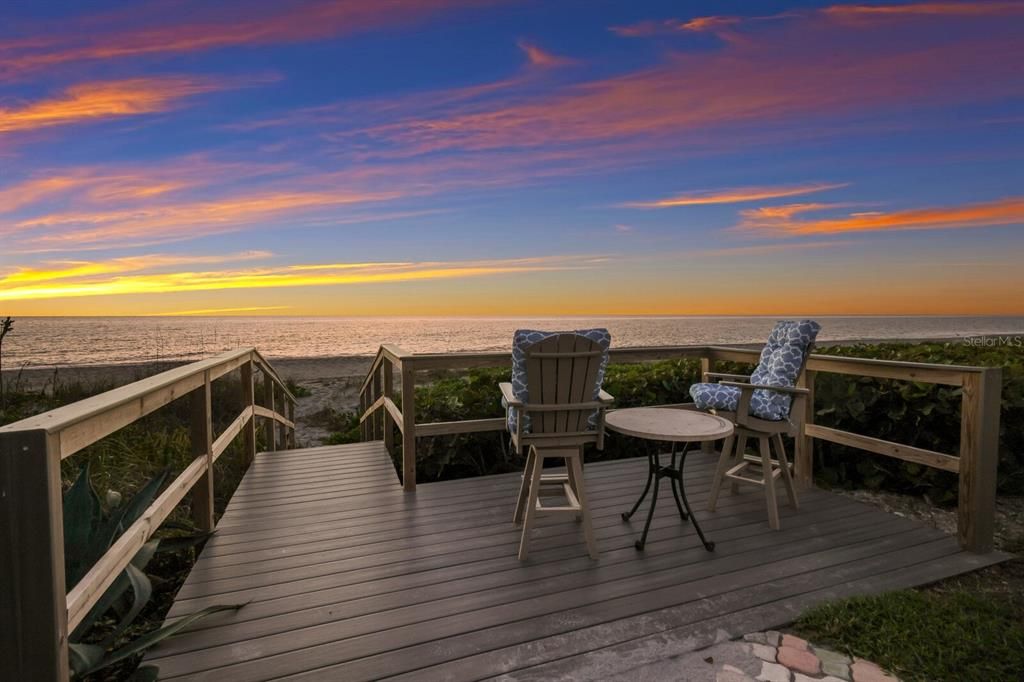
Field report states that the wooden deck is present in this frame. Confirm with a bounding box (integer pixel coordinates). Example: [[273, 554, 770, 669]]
[[147, 441, 1006, 681]]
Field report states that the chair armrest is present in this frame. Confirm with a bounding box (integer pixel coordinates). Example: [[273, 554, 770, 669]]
[[498, 382, 523, 407], [598, 389, 614, 405], [703, 372, 750, 383], [719, 381, 810, 396]]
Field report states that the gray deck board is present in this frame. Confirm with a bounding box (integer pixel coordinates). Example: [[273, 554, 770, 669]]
[[147, 441, 1007, 681]]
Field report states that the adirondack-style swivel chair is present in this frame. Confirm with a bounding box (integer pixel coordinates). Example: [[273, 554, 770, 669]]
[[690, 320, 820, 530], [499, 329, 613, 560]]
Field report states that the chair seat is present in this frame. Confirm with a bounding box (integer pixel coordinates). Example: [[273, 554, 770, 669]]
[[689, 382, 787, 422]]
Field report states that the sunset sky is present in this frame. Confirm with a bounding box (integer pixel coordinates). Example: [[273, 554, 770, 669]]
[[1, 0, 1022, 316]]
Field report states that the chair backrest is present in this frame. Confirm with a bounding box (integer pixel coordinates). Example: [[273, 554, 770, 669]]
[[511, 329, 611, 439], [748, 320, 821, 420]]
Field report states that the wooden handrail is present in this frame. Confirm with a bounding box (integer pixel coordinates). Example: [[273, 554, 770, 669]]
[[358, 342, 1002, 554], [0, 348, 298, 681]]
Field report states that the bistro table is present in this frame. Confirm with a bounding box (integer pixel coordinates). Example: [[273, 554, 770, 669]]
[[605, 407, 734, 552]]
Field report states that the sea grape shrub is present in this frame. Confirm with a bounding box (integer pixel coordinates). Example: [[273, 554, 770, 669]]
[[812, 342, 1023, 500], [407, 360, 722, 482], [397, 344, 1021, 501]]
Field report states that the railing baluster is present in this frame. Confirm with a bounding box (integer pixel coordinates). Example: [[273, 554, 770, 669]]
[[401, 361, 417, 491], [190, 371, 214, 532], [383, 359, 395, 454], [372, 365, 383, 441], [241, 358, 256, 467], [263, 373, 277, 452]]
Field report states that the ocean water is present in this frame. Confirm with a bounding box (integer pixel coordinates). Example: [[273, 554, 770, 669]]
[[3, 316, 1024, 368]]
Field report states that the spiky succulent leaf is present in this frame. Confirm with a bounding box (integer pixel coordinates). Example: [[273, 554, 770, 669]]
[[78, 604, 245, 675], [63, 463, 102, 585]]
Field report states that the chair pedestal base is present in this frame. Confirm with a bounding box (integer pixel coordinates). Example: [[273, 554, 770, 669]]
[[708, 428, 798, 530], [514, 445, 597, 560]]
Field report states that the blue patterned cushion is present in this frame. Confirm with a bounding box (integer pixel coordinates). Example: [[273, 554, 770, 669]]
[[690, 320, 820, 421], [505, 328, 611, 433]]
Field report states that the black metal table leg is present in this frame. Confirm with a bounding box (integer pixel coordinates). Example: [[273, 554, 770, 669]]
[[635, 448, 660, 550], [622, 445, 656, 521], [669, 443, 689, 521], [676, 446, 715, 552], [623, 439, 716, 553]]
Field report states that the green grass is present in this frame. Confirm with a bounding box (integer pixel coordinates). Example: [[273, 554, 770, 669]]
[[793, 587, 1024, 681]]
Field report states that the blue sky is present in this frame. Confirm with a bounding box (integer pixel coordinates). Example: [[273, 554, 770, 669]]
[[1, 0, 1022, 315]]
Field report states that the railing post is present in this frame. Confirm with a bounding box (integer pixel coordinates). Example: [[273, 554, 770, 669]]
[[401, 361, 417, 491], [240, 358, 256, 467], [0, 429, 69, 682], [383, 359, 395, 454], [263, 373, 277, 452], [958, 367, 1001, 552], [190, 371, 214, 532], [700, 356, 715, 453], [795, 369, 816, 488]]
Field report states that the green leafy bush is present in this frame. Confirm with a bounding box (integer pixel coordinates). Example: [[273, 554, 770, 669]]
[[367, 343, 1022, 501], [812, 342, 1023, 500]]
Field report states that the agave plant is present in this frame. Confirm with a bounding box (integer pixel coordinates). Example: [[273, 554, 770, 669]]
[[64, 464, 243, 679]]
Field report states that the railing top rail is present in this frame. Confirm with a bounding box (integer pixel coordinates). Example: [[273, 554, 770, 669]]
[[252, 349, 296, 403], [704, 345, 988, 373], [0, 347, 295, 439], [394, 343, 989, 378], [359, 344, 413, 394]]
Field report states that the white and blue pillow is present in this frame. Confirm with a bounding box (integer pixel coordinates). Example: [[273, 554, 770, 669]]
[[504, 328, 611, 433], [689, 320, 820, 421]]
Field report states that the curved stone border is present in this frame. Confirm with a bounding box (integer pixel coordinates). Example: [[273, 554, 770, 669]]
[[714, 631, 901, 682]]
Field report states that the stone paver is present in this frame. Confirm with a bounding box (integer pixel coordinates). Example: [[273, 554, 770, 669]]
[[678, 631, 900, 682], [814, 646, 852, 680], [851, 658, 900, 682], [781, 634, 809, 651], [778, 646, 821, 676], [757, 661, 791, 682]]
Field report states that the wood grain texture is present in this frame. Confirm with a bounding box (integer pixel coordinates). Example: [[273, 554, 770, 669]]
[[144, 440, 1007, 681]]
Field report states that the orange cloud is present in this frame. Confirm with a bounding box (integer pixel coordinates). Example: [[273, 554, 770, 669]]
[[823, 2, 1024, 20], [0, 1, 506, 81], [0, 77, 221, 133], [623, 183, 847, 209], [517, 40, 575, 68], [610, 16, 742, 37], [735, 197, 1024, 235], [0, 254, 604, 302], [8, 189, 401, 246], [147, 306, 290, 316], [0, 175, 93, 213], [344, 14, 1024, 158], [0, 251, 272, 286]]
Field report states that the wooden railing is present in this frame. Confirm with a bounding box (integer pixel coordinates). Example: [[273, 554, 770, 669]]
[[359, 344, 1001, 553], [0, 348, 296, 682]]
